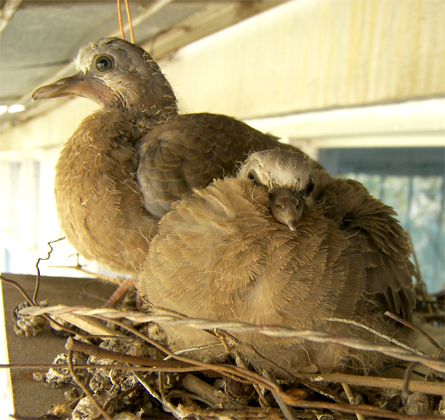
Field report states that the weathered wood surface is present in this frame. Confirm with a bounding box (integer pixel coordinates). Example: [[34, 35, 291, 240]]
[[1, 273, 116, 417]]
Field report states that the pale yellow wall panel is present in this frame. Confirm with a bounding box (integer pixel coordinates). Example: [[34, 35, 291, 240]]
[[0, 99, 97, 154], [161, 0, 445, 119]]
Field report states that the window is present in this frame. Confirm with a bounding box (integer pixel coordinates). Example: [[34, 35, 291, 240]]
[[318, 147, 445, 293]]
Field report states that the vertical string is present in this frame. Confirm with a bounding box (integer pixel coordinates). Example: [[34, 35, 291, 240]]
[[124, 0, 135, 44], [117, 0, 125, 40], [117, 0, 134, 43]]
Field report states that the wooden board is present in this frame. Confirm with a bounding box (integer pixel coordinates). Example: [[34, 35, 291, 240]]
[[1, 273, 117, 417]]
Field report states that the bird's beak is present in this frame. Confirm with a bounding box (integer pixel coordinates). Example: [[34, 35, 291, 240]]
[[32, 72, 113, 105], [32, 72, 87, 100], [279, 197, 304, 231], [270, 188, 305, 231]]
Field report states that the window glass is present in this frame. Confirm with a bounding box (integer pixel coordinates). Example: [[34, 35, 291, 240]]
[[318, 147, 445, 293]]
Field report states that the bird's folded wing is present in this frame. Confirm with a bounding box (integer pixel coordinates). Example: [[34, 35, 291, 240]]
[[136, 113, 286, 218], [324, 179, 416, 320]]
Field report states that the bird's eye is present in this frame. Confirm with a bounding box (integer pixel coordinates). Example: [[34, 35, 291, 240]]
[[305, 178, 315, 195], [95, 55, 114, 72], [247, 170, 259, 183]]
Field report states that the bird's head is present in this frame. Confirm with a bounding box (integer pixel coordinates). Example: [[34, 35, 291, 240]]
[[32, 38, 177, 117], [238, 149, 320, 231]]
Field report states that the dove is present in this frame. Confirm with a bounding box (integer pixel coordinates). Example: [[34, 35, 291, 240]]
[[33, 38, 297, 274], [139, 149, 415, 374]]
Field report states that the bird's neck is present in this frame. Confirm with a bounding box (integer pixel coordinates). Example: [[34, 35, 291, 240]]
[[104, 71, 178, 127], [125, 101, 177, 131]]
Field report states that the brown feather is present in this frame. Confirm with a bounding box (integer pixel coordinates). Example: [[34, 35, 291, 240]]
[[33, 38, 300, 275], [139, 150, 415, 375]]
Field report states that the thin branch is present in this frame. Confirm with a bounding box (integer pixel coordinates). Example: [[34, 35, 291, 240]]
[[263, 370, 298, 420], [34, 237, 65, 304], [66, 337, 208, 371], [181, 373, 223, 407], [1, 275, 35, 307], [21, 305, 445, 374], [67, 350, 113, 420], [234, 351, 271, 407], [132, 369, 185, 418], [165, 342, 223, 356], [289, 399, 439, 420], [297, 372, 445, 396], [385, 310, 445, 355], [341, 382, 364, 420], [1, 363, 205, 373], [328, 316, 425, 355]]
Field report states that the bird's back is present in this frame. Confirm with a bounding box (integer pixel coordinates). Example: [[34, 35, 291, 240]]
[[137, 113, 293, 217]]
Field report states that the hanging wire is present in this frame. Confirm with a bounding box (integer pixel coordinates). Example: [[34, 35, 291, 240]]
[[117, 0, 135, 43]]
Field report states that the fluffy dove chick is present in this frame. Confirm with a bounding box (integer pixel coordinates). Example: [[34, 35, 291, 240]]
[[139, 149, 415, 375]]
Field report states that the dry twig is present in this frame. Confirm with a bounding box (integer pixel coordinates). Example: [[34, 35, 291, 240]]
[[341, 382, 364, 420], [20, 305, 445, 374], [385, 311, 445, 355], [67, 350, 113, 420], [34, 237, 66, 304]]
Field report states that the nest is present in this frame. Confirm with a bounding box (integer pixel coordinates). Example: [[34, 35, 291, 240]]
[[1, 244, 444, 420]]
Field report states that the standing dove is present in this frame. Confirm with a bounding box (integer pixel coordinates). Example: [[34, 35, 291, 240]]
[[32, 38, 298, 275], [139, 149, 416, 374]]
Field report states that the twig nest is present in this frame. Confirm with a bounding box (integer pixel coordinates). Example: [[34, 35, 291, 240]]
[[405, 391, 430, 415], [33, 353, 86, 388], [87, 338, 153, 394], [12, 301, 47, 337], [71, 394, 108, 420]]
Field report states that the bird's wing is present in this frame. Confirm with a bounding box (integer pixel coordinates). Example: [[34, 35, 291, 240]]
[[140, 178, 366, 331], [136, 113, 289, 218], [322, 179, 416, 320]]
